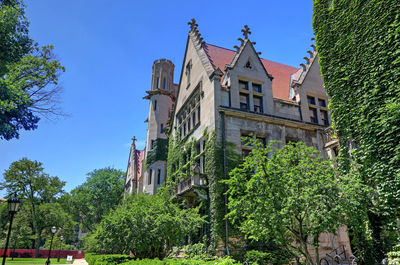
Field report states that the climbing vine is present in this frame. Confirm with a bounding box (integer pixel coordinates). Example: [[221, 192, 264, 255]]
[[313, 0, 400, 262], [145, 138, 169, 169], [166, 128, 241, 252]]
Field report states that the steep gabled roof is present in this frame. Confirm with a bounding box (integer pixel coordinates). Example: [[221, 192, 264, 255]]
[[203, 43, 299, 102]]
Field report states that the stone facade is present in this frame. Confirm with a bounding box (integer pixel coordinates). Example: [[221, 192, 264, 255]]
[[125, 20, 350, 259]]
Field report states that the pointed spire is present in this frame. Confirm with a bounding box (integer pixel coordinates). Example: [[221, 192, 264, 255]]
[[241, 25, 251, 39]]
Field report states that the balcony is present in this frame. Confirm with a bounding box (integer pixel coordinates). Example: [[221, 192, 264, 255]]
[[324, 127, 339, 148], [171, 174, 207, 197]]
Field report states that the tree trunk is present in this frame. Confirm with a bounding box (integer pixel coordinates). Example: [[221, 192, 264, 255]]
[[35, 233, 41, 258]]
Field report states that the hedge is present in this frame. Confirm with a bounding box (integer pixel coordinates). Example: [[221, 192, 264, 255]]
[[85, 253, 240, 265]]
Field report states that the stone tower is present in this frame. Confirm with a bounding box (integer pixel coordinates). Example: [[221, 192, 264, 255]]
[[140, 59, 177, 194]]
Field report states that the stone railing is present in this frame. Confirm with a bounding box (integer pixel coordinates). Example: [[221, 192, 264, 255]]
[[324, 127, 336, 143], [171, 175, 206, 197]]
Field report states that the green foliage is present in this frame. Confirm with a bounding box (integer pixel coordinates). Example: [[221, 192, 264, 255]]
[[244, 250, 290, 265], [0, 158, 72, 255], [166, 129, 241, 251], [68, 167, 125, 232], [183, 243, 211, 260], [86, 254, 240, 265], [145, 138, 169, 168], [85, 253, 131, 265], [0, 0, 65, 140], [313, 0, 400, 262], [88, 188, 205, 259], [225, 141, 362, 264]]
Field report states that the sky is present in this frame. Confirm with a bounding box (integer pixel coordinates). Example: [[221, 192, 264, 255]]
[[0, 0, 315, 196]]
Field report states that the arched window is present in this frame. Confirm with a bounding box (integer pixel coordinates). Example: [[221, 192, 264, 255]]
[[163, 78, 166, 90], [148, 169, 152, 185]]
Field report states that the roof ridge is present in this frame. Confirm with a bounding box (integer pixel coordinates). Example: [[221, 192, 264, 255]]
[[205, 42, 298, 69]]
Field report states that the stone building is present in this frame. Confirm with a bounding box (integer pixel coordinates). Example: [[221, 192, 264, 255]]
[[125, 20, 349, 259]]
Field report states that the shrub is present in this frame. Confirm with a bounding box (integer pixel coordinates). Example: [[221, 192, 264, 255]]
[[244, 250, 290, 265], [85, 253, 131, 265], [183, 243, 211, 260]]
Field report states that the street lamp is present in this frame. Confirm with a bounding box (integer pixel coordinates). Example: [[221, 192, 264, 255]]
[[57, 235, 63, 262], [45, 226, 57, 265], [2, 193, 21, 265]]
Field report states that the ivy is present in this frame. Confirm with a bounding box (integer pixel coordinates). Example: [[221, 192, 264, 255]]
[[313, 0, 400, 263], [166, 128, 241, 253], [145, 138, 169, 169]]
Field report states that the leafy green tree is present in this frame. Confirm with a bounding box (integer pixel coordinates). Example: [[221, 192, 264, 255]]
[[0, 0, 65, 140], [88, 188, 205, 259], [68, 167, 125, 232], [225, 141, 364, 264], [313, 1, 400, 262], [0, 158, 65, 256]]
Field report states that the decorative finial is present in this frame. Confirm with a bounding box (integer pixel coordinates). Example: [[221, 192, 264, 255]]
[[311, 44, 316, 51], [303, 57, 310, 63], [188, 18, 198, 32], [241, 25, 251, 39], [307, 50, 314, 58], [238, 38, 244, 46], [131, 136, 137, 144]]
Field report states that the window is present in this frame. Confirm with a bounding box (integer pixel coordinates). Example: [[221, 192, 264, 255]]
[[256, 136, 267, 147], [185, 60, 192, 86], [307, 96, 316, 105], [253, 83, 262, 93], [253, 96, 263, 113], [148, 169, 152, 185], [197, 106, 200, 123], [177, 86, 200, 137], [188, 117, 191, 131], [160, 123, 164, 133], [245, 61, 252, 69], [240, 93, 249, 110], [192, 112, 196, 128], [157, 169, 161, 185], [318, 98, 326, 107], [153, 100, 157, 111], [239, 80, 249, 90], [333, 146, 339, 157], [163, 78, 166, 90], [156, 77, 159, 89], [151, 139, 155, 149], [321, 110, 329, 125], [183, 123, 186, 136], [309, 107, 318, 124]]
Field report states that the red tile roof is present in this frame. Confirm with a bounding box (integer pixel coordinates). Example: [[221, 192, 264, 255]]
[[203, 43, 298, 102], [135, 150, 145, 181]]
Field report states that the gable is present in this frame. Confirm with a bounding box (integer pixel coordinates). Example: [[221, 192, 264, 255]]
[[204, 43, 298, 102]]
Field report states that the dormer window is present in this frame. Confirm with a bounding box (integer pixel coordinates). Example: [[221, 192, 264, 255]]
[[239, 80, 249, 90], [253, 83, 262, 93]]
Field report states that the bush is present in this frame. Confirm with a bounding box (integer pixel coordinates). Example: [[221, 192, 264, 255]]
[[183, 243, 211, 260], [85, 253, 132, 265], [244, 250, 290, 265], [86, 254, 240, 265]]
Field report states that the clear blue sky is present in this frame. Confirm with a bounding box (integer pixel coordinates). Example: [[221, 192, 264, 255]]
[[0, 0, 314, 196]]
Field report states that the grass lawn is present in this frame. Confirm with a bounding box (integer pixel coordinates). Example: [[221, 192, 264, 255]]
[[4, 258, 72, 264]]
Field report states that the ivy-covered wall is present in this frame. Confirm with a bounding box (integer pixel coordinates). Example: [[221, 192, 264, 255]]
[[145, 138, 169, 168], [313, 0, 400, 262], [166, 129, 241, 252]]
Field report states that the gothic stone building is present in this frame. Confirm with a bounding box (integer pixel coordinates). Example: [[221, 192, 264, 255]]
[[125, 21, 350, 258]]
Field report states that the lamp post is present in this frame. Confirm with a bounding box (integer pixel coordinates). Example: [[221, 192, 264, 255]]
[[57, 235, 63, 262], [45, 226, 57, 265], [2, 193, 21, 265]]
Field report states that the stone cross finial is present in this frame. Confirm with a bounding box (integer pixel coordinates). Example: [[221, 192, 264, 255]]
[[241, 25, 251, 39], [131, 136, 137, 144], [188, 18, 198, 31]]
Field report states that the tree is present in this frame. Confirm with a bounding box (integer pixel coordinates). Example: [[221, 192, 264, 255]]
[[0, 0, 65, 140], [313, 1, 400, 262], [88, 188, 205, 259], [68, 167, 125, 232], [0, 158, 65, 256], [225, 141, 363, 264]]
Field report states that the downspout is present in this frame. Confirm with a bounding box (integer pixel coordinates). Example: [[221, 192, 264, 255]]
[[221, 111, 230, 255]]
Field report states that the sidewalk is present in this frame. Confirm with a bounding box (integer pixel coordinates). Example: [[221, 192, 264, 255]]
[[73, 259, 88, 265]]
